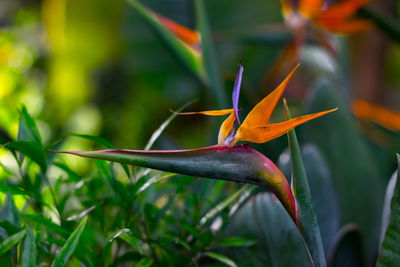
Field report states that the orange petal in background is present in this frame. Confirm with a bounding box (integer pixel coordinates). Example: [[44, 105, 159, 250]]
[[298, 0, 325, 18], [236, 108, 338, 143], [157, 15, 201, 50], [317, 0, 372, 20], [314, 18, 373, 33], [241, 65, 299, 129], [353, 99, 400, 131]]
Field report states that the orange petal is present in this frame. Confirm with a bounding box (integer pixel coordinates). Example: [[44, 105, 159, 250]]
[[298, 0, 325, 18], [236, 108, 338, 143], [172, 109, 234, 116], [218, 112, 236, 145], [353, 99, 400, 131], [314, 18, 373, 33], [280, 0, 295, 17], [241, 65, 299, 129], [157, 15, 201, 50], [317, 0, 371, 20]]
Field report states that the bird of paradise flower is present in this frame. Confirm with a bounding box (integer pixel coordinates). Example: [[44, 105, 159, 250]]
[[55, 64, 336, 228]]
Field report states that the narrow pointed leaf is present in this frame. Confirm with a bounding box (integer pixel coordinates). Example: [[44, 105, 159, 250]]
[[22, 226, 37, 267], [194, 0, 227, 107], [0, 229, 26, 256], [18, 106, 41, 146], [203, 252, 237, 267], [51, 216, 87, 267], [6, 141, 47, 172], [200, 184, 251, 225], [376, 154, 400, 266], [284, 100, 326, 267], [126, 0, 205, 82], [55, 145, 297, 223], [145, 100, 196, 150]]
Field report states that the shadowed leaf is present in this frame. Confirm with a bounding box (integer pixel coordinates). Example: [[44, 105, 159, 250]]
[[0, 229, 26, 256], [22, 226, 37, 267], [51, 216, 87, 267], [376, 155, 400, 266], [284, 100, 326, 267]]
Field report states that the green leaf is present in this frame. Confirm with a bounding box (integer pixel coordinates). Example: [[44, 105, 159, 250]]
[[51, 216, 87, 267], [279, 144, 339, 256], [0, 193, 20, 227], [329, 224, 364, 267], [200, 184, 253, 225], [22, 226, 37, 267], [194, 0, 227, 108], [53, 161, 81, 181], [21, 214, 69, 237], [145, 100, 196, 150], [101, 229, 132, 265], [135, 257, 153, 267], [0, 183, 30, 196], [284, 100, 326, 267], [126, 0, 205, 83], [64, 133, 130, 178], [226, 193, 310, 267], [55, 145, 297, 222], [215, 236, 255, 248], [203, 252, 237, 267], [376, 154, 400, 266], [302, 79, 385, 263], [18, 106, 41, 146], [64, 133, 114, 149], [0, 229, 26, 256], [6, 141, 47, 172]]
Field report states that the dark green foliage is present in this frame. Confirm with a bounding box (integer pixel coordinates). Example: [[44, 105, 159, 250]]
[[285, 103, 326, 267], [377, 155, 400, 266], [302, 79, 385, 264]]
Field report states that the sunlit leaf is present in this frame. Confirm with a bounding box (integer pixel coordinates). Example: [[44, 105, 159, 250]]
[[203, 252, 237, 267], [6, 141, 47, 172], [18, 106, 41, 146]]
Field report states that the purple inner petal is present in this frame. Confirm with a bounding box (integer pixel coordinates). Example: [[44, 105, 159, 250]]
[[232, 63, 243, 124]]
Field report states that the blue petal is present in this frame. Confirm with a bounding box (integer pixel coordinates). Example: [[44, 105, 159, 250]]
[[232, 64, 243, 124]]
